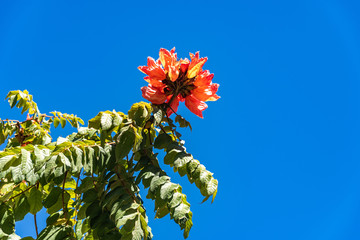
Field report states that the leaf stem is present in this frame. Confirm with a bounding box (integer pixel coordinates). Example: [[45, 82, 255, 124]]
[[34, 214, 39, 237], [158, 123, 167, 134], [3, 119, 20, 123], [62, 171, 68, 219], [115, 172, 138, 204], [165, 103, 179, 116], [147, 130, 153, 146], [34, 182, 39, 237], [4, 184, 36, 203], [164, 112, 180, 141], [75, 170, 82, 220]]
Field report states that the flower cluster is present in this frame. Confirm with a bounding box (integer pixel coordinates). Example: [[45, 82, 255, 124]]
[[139, 48, 220, 118]]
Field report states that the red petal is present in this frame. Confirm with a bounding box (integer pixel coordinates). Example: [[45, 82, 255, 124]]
[[207, 83, 220, 101], [159, 48, 172, 69], [144, 76, 164, 88], [159, 48, 179, 81], [194, 70, 214, 87], [168, 64, 180, 82], [193, 83, 220, 102], [166, 95, 180, 116], [185, 94, 208, 118], [180, 58, 190, 73], [138, 57, 166, 80], [141, 85, 167, 104], [187, 52, 207, 79]]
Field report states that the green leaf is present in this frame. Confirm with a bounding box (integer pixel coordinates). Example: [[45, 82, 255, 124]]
[[163, 148, 181, 165], [109, 195, 132, 220], [75, 177, 94, 194], [71, 146, 84, 173], [0, 155, 17, 172], [88, 114, 101, 129], [199, 170, 213, 187], [175, 115, 192, 131], [206, 179, 218, 202], [6, 90, 40, 115], [128, 102, 152, 127], [8, 95, 17, 108], [154, 206, 169, 219], [150, 176, 169, 193], [100, 130, 107, 147], [83, 189, 98, 203], [85, 201, 101, 218], [173, 153, 192, 168], [77, 117, 85, 126], [46, 211, 62, 226], [152, 107, 163, 126], [20, 149, 36, 184], [37, 225, 73, 240], [160, 182, 178, 200], [75, 218, 83, 239], [43, 187, 62, 208], [137, 160, 192, 237], [14, 195, 30, 221], [173, 202, 190, 222], [112, 111, 123, 127], [7, 233, 21, 240], [139, 215, 149, 239], [162, 140, 219, 203], [46, 191, 70, 215], [0, 204, 15, 235], [121, 215, 144, 240], [116, 211, 138, 228], [84, 146, 95, 174], [100, 113, 113, 131], [77, 203, 90, 220], [11, 165, 24, 184], [102, 187, 125, 209], [154, 133, 172, 150], [59, 117, 66, 128], [186, 159, 199, 175], [115, 126, 135, 160], [184, 215, 193, 239], [28, 188, 43, 215], [169, 191, 183, 209], [53, 118, 60, 128]]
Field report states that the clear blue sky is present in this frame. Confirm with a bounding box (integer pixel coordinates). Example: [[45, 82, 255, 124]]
[[1, 1, 360, 239]]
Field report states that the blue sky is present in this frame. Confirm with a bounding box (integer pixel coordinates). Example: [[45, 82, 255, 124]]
[[1, 1, 360, 239]]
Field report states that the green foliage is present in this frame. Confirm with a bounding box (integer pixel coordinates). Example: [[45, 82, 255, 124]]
[[0, 90, 218, 239], [6, 90, 40, 116], [0, 203, 15, 238], [49, 111, 84, 129], [136, 154, 193, 238], [155, 134, 218, 203], [128, 102, 152, 127], [175, 115, 192, 131]]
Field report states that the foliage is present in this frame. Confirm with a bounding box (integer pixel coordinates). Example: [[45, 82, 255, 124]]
[[0, 90, 218, 239]]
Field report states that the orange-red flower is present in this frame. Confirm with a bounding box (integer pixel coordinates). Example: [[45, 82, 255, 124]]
[[139, 48, 220, 118]]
